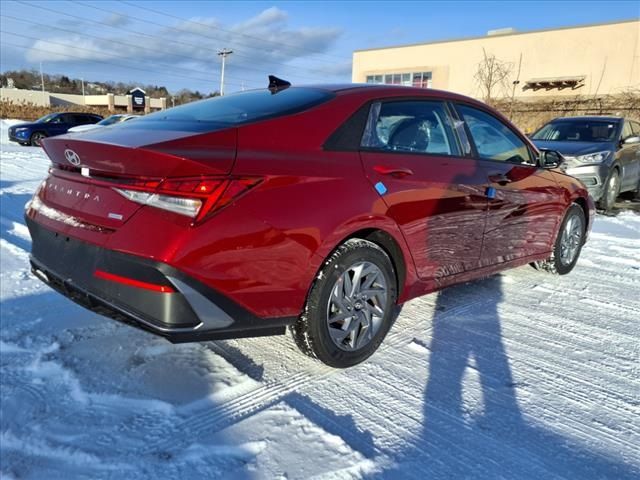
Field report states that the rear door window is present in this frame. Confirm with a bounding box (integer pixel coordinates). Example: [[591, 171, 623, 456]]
[[361, 100, 459, 156], [457, 105, 534, 165], [61, 114, 79, 124]]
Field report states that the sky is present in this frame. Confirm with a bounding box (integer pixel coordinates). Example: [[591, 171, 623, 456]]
[[1, 0, 638, 95]]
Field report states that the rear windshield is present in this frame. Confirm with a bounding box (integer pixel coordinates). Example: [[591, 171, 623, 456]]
[[130, 87, 334, 131], [98, 115, 125, 126], [532, 120, 619, 142]]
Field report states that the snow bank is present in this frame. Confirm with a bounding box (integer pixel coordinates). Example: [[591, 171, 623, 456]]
[[0, 119, 27, 145]]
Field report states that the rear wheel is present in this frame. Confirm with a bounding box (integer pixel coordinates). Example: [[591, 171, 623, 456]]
[[598, 169, 620, 212], [290, 239, 397, 368], [534, 203, 586, 275], [30, 132, 46, 147]]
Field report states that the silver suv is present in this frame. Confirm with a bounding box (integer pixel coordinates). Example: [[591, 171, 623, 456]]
[[532, 116, 640, 211]]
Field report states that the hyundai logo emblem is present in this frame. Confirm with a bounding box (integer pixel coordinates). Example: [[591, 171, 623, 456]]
[[64, 149, 81, 166]]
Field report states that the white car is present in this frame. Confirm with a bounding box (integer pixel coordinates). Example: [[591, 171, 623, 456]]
[[68, 114, 138, 133]]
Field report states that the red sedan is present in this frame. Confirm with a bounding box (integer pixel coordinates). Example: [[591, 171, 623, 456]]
[[26, 80, 594, 367]]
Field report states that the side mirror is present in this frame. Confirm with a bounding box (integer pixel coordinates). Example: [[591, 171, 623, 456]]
[[623, 136, 640, 145], [538, 149, 565, 169]]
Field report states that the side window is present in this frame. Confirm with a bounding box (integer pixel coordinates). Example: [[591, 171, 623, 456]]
[[457, 105, 533, 165], [621, 121, 633, 140], [631, 121, 640, 136], [50, 115, 63, 124], [361, 100, 459, 156]]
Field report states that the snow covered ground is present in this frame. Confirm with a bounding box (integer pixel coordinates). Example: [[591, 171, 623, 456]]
[[1, 119, 639, 479]]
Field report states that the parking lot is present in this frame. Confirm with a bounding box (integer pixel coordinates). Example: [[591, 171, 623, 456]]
[[1, 121, 639, 479]]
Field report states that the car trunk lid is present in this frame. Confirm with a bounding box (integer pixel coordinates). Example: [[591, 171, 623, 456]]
[[41, 127, 237, 177], [35, 127, 237, 230]]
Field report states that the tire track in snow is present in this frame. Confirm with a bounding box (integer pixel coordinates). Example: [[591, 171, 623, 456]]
[[139, 297, 489, 456], [393, 322, 640, 448], [139, 263, 640, 458], [371, 353, 639, 479]]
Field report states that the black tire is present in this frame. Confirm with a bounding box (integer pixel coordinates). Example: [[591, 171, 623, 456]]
[[30, 131, 46, 147], [290, 238, 398, 368], [534, 203, 586, 275], [598, 169, 620, 212]]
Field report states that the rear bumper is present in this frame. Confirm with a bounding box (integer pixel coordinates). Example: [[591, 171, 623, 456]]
[[27, 217, 294, 343]]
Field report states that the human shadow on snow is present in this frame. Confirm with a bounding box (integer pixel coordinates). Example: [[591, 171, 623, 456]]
[[371, 275, 639, 479]]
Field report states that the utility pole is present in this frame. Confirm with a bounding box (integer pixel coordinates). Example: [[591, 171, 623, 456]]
[[509, 53, 522, 120], [39, 62, 45, 103], [81, 77, 85, 97], [217, 48, 233, 96]]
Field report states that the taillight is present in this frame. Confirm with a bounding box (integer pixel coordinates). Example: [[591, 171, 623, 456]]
[[113, 177, 261, 223]]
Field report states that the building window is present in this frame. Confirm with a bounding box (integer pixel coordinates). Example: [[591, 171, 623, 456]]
[[412, 72, 432, 88], [366, 72, 432, 88]]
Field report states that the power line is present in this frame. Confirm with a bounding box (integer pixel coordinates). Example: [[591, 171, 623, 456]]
[[0, 13, 260, 86], [0, 34, 259, 90], [12, 0, 331, 82], [72, 0, 348, 72], [118, 0, 351, 63]]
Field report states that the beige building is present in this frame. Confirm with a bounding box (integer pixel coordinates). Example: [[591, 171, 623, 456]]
[[0, 88, 166, 112], [352, 19, 640, 100]]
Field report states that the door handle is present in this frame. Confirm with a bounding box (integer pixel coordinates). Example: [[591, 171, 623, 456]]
[[489, 174, 512, 186], [373, 165, 414, 178]]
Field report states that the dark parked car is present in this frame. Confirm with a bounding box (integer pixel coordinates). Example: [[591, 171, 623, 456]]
[[26, 82, 594, 368], [531, 116, 640, 211], [8, 112, 103, 146]]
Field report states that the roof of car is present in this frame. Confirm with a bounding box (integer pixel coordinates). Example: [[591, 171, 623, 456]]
[[289, 83, 483, 103], [55, 112, 102, 116], [551, 116, 623, 122], [302, 83, 447, 94]]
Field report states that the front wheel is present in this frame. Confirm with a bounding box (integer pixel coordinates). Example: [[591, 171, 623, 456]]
[[534, 203, 586, 275], [598, 169, 620, 212], [30, 132, 46, 147], [290, 239, 398, 368]]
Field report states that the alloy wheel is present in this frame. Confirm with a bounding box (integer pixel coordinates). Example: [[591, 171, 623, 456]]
[[326, 261, 388, 351], [32, 133, 45, 146], [559, 214, 584, 266], [606, 173, 618, 207]]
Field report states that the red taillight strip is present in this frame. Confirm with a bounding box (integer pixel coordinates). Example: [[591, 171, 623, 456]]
[[94, 269, 175, 293]]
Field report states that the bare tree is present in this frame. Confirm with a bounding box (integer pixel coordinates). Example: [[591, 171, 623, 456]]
[[474, 48, 514, 102]]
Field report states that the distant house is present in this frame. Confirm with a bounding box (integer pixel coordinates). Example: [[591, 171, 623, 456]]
[[87, 83, 106, 93]]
